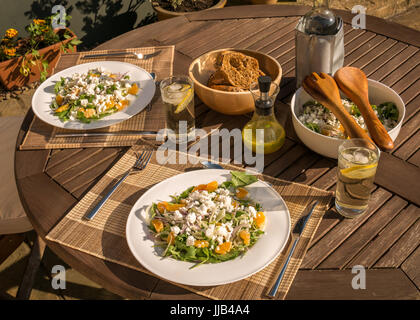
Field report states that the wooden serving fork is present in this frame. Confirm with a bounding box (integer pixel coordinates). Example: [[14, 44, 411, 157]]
[[334, 67, 394, 151], [302, 72, 374, 143]]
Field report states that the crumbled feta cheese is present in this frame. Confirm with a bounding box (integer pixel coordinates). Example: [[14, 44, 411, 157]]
[[186, 212, 196, 224], [80, 99, 88, 107], [205, 224, 215, 238], [186, 235, 195, 246], [171, 226, 180, 236], [173, 210, 183, 220]]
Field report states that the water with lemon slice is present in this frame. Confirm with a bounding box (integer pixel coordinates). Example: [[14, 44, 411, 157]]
[[336, 146, 379, 218], [161, 80, 195, 142]]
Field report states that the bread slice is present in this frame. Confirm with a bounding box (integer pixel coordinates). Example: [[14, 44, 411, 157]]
[[218, 51, 265, 90], [209, 85, 244, 92]]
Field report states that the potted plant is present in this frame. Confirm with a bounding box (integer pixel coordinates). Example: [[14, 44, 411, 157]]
[[0, 15, 81, 90], [151, 0, 227, 20]]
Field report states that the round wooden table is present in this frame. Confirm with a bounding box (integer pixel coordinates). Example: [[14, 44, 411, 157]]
[[15, 5, 420, 299]]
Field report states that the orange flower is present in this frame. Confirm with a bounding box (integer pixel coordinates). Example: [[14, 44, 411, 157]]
[[33, 19, 46, 25], [4, 47, 16, 56], [5, 28, 18, 38]]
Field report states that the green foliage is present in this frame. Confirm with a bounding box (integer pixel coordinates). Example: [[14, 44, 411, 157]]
[[0, 15, 81, 82]]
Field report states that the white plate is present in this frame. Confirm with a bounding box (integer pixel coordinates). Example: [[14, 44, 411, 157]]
[[31, 61, 156, 130], [126, 169, 291, 286]]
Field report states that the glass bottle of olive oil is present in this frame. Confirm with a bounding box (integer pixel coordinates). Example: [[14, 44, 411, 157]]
[[242, 76, 285, 154]]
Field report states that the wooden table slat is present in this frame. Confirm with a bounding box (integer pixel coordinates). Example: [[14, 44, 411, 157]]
[[375, 152, 420, 206], [393, 129, 420, 161], [349, 204, 419, 268], [367, 45, 419, 81], [350, 38, 397, 70], [300, 188, 392, 269], [407, 149, 420, 167], [344, 34, 386, 67], [374, 219, 420, 268], [46, 149, 84, 171], [401, 246, 420, 289], [53, 148, 122, 188], [46, 148, 105, 179], [287, 269, 419, 300], [381, 51, 420, 88], [317, 195, 408, 269]]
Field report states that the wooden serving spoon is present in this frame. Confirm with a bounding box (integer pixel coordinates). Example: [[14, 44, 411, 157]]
[[302, 72, 374, 143], [334, 67, 394, 151]]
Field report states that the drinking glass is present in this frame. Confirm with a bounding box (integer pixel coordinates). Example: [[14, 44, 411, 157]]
[[335, 138, 380, 218], [160, 75, 195, 143]]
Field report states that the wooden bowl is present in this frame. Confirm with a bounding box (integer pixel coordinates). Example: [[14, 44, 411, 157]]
[[188, 48, 282, 115]]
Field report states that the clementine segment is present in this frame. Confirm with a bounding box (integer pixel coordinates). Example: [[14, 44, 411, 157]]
[[151, 219, 163, 233], [157, 201, 168, 213], [166, 203, 185, 211], [192, 184, 207, 192], [206, 181, 218, 192], [194, 240, 209, 248], [239, 230, 250, 245], [215, 241, 232, 255], [167, 232, 175, 245], [255, 211, 266, 229], [128, 83, 139, 95], [236, 187, 248, 199]]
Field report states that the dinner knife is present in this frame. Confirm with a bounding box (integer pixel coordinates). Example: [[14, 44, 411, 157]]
[[54, 131, 159, 138], [267, 200, 319, 298]]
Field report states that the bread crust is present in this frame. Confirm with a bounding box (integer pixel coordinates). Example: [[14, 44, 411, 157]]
[[207, 51, 265, 91]]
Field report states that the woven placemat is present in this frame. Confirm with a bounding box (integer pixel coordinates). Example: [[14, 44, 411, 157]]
[[19, 46, 174, 150], [45, 143, 333, 300]]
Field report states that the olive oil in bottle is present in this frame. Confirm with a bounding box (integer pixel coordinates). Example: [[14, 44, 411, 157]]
[[242, 76, 285, 154]]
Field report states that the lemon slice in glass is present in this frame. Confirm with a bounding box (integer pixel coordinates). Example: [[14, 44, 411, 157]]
[[340, 163, 378, 179], [174, 85, 193, 114]]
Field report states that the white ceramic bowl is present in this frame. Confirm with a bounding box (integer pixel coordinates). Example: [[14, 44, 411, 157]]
[[290, 79, 405, 159]]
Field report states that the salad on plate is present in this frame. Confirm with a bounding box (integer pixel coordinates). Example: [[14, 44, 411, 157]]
[[51, 67, 140, 123], [148, 171, 266, 268]]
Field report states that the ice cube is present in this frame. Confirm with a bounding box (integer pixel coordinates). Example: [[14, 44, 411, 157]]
[[167, 83, 183, 92], [166, 92, 185, 104], [341, 152, 354, 162], [353, 148, 370, 164]]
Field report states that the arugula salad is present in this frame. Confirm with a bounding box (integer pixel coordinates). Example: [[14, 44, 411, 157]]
[[148, 171, 266, 268], [299, 99, 399, 139], [50, 68, 140, 123]]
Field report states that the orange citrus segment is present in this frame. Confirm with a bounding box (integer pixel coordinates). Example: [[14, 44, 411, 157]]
[[192, 184, 207, 192], [236, 187, 248, 199], [215, 241, 232, 255], [239, 230, 250, 245], [56, 94, 63, 105], [157, 202, 168, 213], [206, 181, 218, 192], [255, 211, 265, 229], [194, 240, 209, 248], [166, 203, 185, 211], [151, 219, 164, 233], [55, 104, 69, 113], [167, 232, 175, 245], [128, 83, 139, 95]]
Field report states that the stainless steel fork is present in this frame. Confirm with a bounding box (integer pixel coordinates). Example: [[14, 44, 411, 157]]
[[84, 150, 153, 220]]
